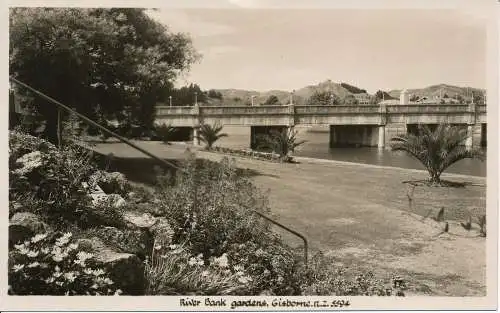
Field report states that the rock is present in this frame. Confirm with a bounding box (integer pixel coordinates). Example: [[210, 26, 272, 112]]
[[123, 211, 158, 229], [91, 193, 126, 208], [76, 237, 146, 295], [9, 212, 51, 248], [93, 227, 153, 260]]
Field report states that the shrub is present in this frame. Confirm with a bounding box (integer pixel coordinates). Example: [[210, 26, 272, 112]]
[[299, 252, 406, 296], [154, 124, 175, 144], [8, 232, 121, 295], [256, 128, 306, 162], [226, 240, 303, 295], [155, 155, 272, 260]]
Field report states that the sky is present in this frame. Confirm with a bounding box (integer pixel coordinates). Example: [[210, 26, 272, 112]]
[[147, 0, 491, 93]]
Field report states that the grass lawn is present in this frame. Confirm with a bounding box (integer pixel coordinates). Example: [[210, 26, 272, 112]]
[[88, 140, 487, 296]]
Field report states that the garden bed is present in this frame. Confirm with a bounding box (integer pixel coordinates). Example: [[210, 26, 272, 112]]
[[209, 146, 293, 163]]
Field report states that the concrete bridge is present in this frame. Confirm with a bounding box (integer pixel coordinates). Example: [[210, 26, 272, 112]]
[[155, 94, 487, 150]]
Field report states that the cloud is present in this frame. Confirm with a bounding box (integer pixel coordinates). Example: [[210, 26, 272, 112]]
[[147, 9, 235, 37]]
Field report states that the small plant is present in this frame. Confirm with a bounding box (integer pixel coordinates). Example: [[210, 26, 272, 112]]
[[478, 215, 486, 237], [197, 123, 228, 150], [145, 242, 249, 295], [256, 128, 306, 162], [8, 232, 121, 295]]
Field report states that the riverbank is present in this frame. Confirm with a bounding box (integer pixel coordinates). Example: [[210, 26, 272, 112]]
[[89, 140, 486, 296]]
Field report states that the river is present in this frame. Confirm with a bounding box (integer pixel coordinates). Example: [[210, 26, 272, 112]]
[[217, 126, 487, 177]]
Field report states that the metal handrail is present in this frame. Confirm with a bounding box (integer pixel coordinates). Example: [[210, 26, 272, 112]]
[[9, 77, 309, 267]]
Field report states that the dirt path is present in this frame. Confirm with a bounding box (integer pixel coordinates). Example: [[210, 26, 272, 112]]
[[90, 141, 487, 296]]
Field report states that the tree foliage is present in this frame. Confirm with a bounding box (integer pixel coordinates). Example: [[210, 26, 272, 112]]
[[390, 124, 484, 185], [170, 83, 207, 106], [9, 8, 198, 142], [306, 91, 340, 106], [340, 82, 366, 94], [263, 95, 281, 106]]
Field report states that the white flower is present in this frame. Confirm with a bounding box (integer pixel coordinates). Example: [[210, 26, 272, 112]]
[[55, 233, 72, 246], [31, 233, 48, 243], [104, 278, 114, 285], [236, 271, 244, 276], [76, 251, 93, 261], [238, 275, 252, 284], [92, 269, 105, 277], [154, 245, 162, 250], [68, 243, 79, 251], [201, 270, 209, 277], [12, 264, 24, 272], [168, 244, 178, 250], [52, 255, 64, 262], [233, 265, 244, 272], [26, 250, 39, 258], [114, 289, 123, 296], [214, 253, 229, 268], [64, 272, 77, 283], [27, 262, 40, 268], [188, 257, 197, 266], [44, 277, 55, 284]]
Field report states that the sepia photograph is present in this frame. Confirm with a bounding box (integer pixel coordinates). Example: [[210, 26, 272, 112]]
[[3, 0, 498, 310]]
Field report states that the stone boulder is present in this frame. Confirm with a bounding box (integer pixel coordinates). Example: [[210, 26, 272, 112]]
[[93, 226, 153, 260], [9, 212, 51, 248], [77, 237, 146, 295]]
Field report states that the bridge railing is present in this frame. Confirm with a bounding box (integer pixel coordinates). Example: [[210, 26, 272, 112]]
[[295, 105, 380, 114], [9, 77, 310, 268], [386, 104, 471, 114], [201, 106, 290, 115]]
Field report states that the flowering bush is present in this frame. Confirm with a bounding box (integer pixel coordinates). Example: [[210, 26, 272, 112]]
[[145, 242, 250, 295], [8, 232, 122, 295], [156, 155, 272, 260], [226, 240, 303, 295]]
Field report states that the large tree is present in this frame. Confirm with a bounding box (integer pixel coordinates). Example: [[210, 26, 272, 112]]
[[263, 95, 281, 106], [306, 91, 340, 106], [9, 8, 198, 142]]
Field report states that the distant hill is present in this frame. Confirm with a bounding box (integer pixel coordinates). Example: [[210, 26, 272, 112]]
[[388, 84, 485, 100], [212, 80, 373, 105], [201, 81, 485, 106]]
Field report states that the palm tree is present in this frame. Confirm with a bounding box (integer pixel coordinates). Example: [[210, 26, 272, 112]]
[[197, 123, 228, 150], [257, 128, 307, 162], [390, 124, 484, 185], [155, 123, 175, 144]]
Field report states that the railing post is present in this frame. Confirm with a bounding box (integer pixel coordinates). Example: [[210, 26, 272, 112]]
[[57, 108, 62, 147]]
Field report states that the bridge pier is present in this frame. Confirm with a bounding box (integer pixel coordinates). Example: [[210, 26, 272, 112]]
[[250, 125, 287, 150], [384, 123, 406, 149], [193, 127, 200, 146], [378, 126, 385, 149], [329, 125, 379, 148]]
